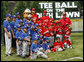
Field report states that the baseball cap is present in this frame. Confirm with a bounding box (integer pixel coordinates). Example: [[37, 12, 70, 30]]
[[50, 18, 54, 21], [43, 10, 47, 13], [6, 13, 11, 17], [12, 15, 16, 18], [17, 25, 21, 28], [16, 12, 20, 15], [19, 20, 23, 23], [32, 8, 35, 11], [34, 23, 38, 26], [62, 13, 66, 16], [64, 36, 69, 38]]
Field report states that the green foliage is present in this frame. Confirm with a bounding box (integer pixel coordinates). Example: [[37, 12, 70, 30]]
[[13, 1, 26, 19], [1, 1, 9, 24]]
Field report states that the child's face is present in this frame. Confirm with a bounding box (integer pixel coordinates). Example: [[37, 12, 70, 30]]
[[19, 23, 23, 26], [12, 18, 16, 21], [66, 24, 69, 27], [32, 10, 35, 14], [17, 27, 21, 31], [65, 38, 68, 41], [17, 15, 20, 19], [23, 28, 27, 32], [56, 38, 60, 42], [34, 40, 38, 44]]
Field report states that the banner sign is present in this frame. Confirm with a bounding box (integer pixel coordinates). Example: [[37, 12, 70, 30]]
[[37, 2, 80, 19]]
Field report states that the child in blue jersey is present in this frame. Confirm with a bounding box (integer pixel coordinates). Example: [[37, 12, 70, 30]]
[[3, 13, 12, 56], [43, 37, 51, 54], [21, 25, 31, 58], [15, 25, 22, 56], [29, 40, 50, 60], [10, 15, 16, 54], [15, 12, 22, 25], [30, 26, 39, 43]]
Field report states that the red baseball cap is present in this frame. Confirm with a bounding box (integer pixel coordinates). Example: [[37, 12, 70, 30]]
[[62, 13, 66, 16], [43, 10, 47, 13], [64, 36, 69, 38], [50, 18, 54, 21], [32, 8, 35, 11]]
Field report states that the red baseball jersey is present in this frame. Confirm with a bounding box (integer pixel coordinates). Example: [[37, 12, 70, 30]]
[[53, 41, 64, 48], [56, 26, 63, 34], [63, 40, 72, 46], [40, 16, 50, 24], [42, 28, 50, 37], [32, 13, 39, 24], [64, 26, 72, 35], [60, 17, 72, 28], [48, 28, 54, 36]]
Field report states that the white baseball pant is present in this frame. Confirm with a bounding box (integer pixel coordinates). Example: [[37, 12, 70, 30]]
[[22, 41, 29, 57], [16, 40, 22, 56], [5, 32, 12, 55]]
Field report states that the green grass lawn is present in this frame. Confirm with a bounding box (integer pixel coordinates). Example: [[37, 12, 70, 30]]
[[1, 33, 83, 61]]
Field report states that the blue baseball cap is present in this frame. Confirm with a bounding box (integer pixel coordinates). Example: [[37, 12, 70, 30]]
[[16, 12, 20, 15], [19, 20, 23, 23], [25, 24, 30, 28], [34, 23, 38, 27], [17, 25, 21, 28], [6, 13, 11, 17], [12, 15, 16, 18]]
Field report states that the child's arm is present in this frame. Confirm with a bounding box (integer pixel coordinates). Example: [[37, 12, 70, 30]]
[[30, 51, 32, 56]]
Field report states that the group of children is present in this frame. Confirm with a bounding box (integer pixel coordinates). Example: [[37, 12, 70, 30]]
[[3, 8, 72, 60]]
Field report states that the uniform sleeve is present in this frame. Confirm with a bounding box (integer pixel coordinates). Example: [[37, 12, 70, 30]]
[[10, 22, 13, 29], [68, 40, 72, 46], [30, 44, 34, 52], [61, 42, 64, 48], [15, 32, 18, 39], [3, 21, 7, 28]]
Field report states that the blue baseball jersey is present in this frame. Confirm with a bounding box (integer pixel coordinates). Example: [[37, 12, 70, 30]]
[[23, 19, 27, 25], [3, 20, 11, 32], [21, 30, 30, 40], [10, 21, 17, 34], [45, 42, 50, 50], [30, 43, 39, 52], [15, 30, 22, 40], [30, 30, 39, 40], [15, 18, 22, 25]]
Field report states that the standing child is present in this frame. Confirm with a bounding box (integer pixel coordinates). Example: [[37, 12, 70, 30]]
[[15, 25, 22, 57], [63, 36, 72, 49], [64, 23, 72, 41], [21, 26, 31, 58], [10, 15, 16, 54], [3, 14, 12, 56]]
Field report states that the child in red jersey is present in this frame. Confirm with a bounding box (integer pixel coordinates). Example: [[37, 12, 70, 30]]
[[55, 21, 63, 42], [51, 37, 65, 52], [63, 36, 72, 49], [64, 23, 72, 41]]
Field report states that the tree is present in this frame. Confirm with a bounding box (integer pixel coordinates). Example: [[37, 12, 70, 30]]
[[1, 1, 9, 25], [13, 1, 26, 19]]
